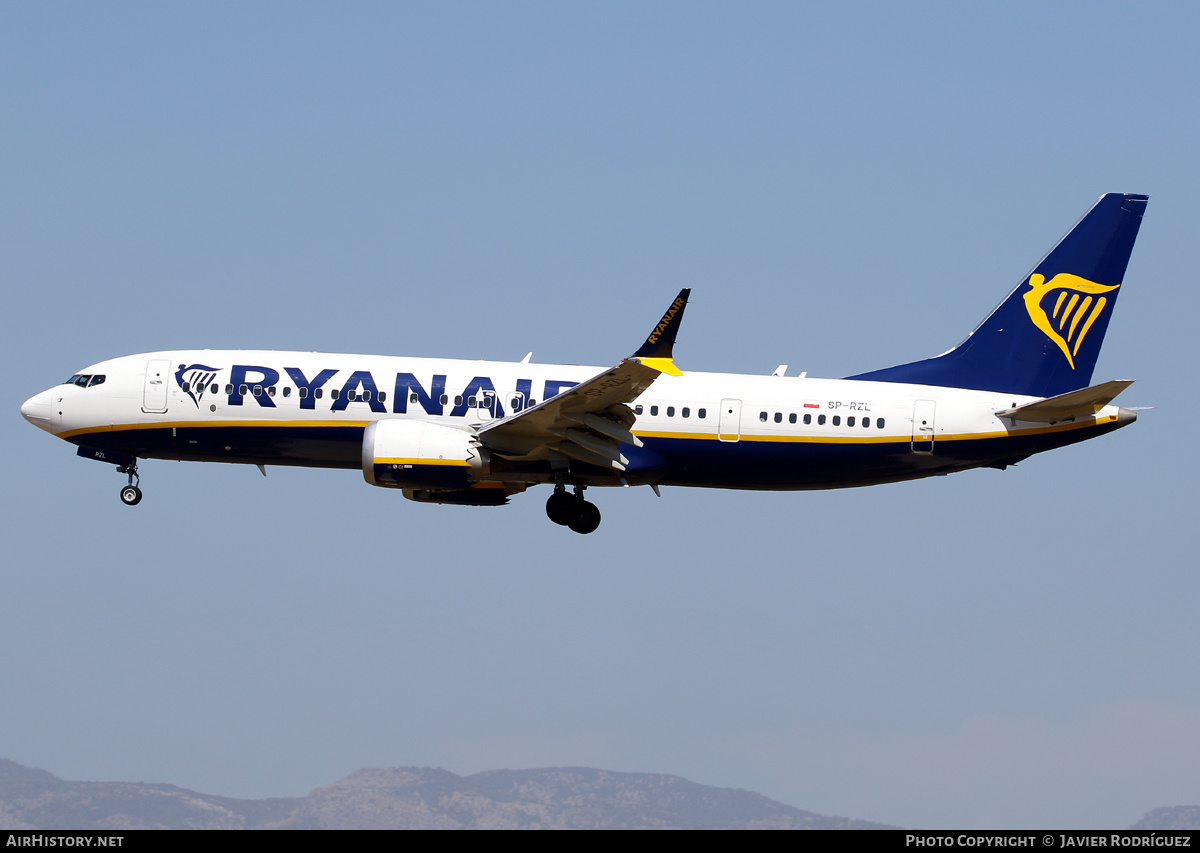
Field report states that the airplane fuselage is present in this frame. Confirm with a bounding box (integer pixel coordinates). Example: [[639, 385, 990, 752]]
[[19, 194, 1149, 531], [22, 349, 1134, 492]]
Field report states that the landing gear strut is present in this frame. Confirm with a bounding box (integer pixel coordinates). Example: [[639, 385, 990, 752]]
[[545, 484, 601, 534], [117, 459, 142, 506]]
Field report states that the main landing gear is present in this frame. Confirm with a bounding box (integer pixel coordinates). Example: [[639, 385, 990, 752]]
[[117, 458, 142, 506], [546, 484, 601, 534]]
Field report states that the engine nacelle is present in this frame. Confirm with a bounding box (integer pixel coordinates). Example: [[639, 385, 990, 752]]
[[362, 419, 487, 490]]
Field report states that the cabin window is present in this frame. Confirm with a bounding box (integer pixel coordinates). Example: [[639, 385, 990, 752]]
[[299, 387, 308, 399], [682, 407, 690, 418], [667, 406, 675, 417], [267, 386, 276, 397], [528, 399, 536, 406], [511, 397, 520, 408], [239, 384, 248, 395], [774, 412, 782, 423], [347, 392, 358, 402], [330, 389, 339, 400], [454, 396, 463, 406], [650, 405, 659, 416], [378, 391, 386, 402], [362, 390, 372, 402], [876, 418, 885, 428], [759, 411, 767, 422], [283, 387, 292, 398], [181, 382, 190, 392], [635, 405, 643, 415], [789, 413, 796, 424], [804, 413, 811, 424], [832, 415, 840, 426], [862, 418, 870, 429], [847, 416, 855, 427], [698, 408, 706, 419], [410, 393, 419, 404], [315, 388, 323, 399], [818, 414, 826, 425], [468, 396, 477, 407], [210, 384, 218, 394]]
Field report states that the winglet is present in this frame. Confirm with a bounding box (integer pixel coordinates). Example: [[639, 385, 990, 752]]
[[631, 288, 690, 376]]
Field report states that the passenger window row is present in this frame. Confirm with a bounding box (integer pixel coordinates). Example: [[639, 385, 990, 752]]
[[179, 381, 392, 403], [759, 410, 886, 429], [633, 405, 707, 419], [177, 384, 543, 409]]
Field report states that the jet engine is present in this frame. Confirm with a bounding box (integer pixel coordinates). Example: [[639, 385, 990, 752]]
[[362, 419, 487, 491]]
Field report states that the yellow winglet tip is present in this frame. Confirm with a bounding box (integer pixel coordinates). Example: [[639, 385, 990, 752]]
[[636, 357, 683, 376]]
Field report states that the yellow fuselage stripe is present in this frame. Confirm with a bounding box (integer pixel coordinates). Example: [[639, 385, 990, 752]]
[[374, 457, 470, 467], [59, 414, 1117, 445], [60, 419, 373, 439], [634, 415, 1117, 444]]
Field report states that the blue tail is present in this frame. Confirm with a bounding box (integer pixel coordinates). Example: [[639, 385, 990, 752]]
[[849, 193, 1148, 398]]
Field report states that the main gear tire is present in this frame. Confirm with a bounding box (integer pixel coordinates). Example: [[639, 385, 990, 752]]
[[546, 490, 580, 525], [568, 500, 601, 534]]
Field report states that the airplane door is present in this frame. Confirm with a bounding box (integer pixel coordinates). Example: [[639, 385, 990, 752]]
[[718, 398, 742, 442], [911, 399, 936, 454], [477, 391, 496, 422], [142, 359, 171, 413]]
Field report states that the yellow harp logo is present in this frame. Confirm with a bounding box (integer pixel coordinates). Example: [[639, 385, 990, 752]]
[[1023, 273, 1119, 369]]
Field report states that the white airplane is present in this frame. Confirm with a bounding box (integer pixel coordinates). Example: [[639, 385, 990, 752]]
[[22, 193, 1147, 533]]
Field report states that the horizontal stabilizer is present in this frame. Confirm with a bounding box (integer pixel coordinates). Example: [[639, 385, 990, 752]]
[[995, 379, 1134, 423]]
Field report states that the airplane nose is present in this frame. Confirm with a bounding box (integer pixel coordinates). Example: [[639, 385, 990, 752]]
[[21, 390, 56, 432]]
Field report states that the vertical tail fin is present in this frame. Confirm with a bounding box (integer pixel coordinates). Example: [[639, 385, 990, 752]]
[[849, 193, 1148, 398]]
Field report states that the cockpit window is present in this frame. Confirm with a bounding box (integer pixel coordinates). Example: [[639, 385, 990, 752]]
[[88, 375, 105, 387], [64, 374, 93, 387]]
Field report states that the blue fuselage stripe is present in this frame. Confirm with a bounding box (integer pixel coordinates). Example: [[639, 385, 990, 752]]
[[65, 419, 1124, 489]]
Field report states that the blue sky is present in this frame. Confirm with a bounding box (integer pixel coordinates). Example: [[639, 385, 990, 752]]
[[3, 2, 1197, 828]]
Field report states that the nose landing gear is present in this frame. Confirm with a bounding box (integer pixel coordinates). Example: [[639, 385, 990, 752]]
[[545, 484, 601, 534], [117, 459, 142, 506]]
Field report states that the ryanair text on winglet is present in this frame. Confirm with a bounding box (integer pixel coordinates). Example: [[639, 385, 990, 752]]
[[646, 297, 686, 346]]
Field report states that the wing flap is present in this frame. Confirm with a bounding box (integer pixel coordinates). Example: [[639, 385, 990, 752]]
[[479, 359, 661, 460]]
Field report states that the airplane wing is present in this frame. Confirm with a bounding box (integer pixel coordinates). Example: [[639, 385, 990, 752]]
[[995, 379, 1134, 423], [477, 289, 690, 471]]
